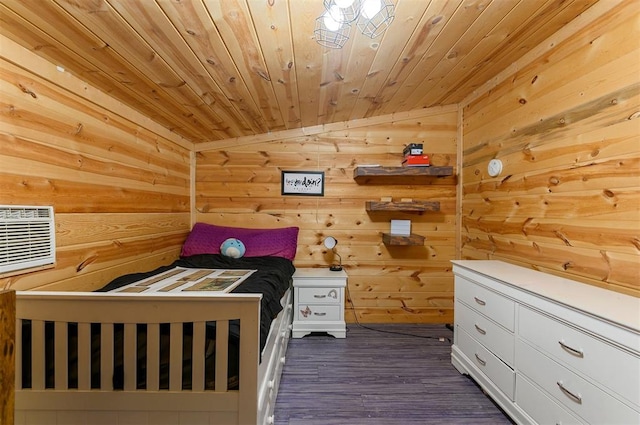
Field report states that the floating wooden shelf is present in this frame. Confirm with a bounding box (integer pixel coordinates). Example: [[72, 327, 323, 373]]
[[382, 233, 425, 246], [366, 200, 440, 212], [353, 166, 453, 180]]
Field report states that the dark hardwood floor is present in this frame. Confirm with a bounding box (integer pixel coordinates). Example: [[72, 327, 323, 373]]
[[274, 324, 514, 425]]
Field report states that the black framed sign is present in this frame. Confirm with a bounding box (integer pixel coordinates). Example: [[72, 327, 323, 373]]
[[281, 171, 325, 196]]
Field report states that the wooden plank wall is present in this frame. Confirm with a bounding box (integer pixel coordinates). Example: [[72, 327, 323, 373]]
[[460, 0, 640, 297], [195, 106, 458, 323], [0, 35, 192, 292]]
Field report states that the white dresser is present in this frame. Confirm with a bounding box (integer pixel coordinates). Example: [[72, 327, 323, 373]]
[[292, 268, 347, 338], [451, 260, 640, 425]]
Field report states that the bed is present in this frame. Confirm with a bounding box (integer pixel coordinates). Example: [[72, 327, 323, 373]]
[[14, 223, 299, 425]]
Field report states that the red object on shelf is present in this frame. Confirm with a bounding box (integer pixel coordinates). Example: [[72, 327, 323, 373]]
[[402, 154, 430, 167]]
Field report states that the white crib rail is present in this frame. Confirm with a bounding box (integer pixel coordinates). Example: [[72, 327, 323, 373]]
[[15, 291, 262, 425]]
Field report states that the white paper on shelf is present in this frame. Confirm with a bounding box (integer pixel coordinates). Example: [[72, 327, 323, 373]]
[[390, 219, 411, 236]]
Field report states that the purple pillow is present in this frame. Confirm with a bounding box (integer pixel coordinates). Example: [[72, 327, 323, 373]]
[[181, 223, 299, 261]]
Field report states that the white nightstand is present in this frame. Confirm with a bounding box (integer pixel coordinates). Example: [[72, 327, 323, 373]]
[[292, 268, 347, 338]]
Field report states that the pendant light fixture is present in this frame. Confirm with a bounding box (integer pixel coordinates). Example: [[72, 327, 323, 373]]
[[314, 0, 395, 48]]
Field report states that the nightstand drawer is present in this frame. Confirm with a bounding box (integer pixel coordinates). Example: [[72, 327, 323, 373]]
[[519, 306, 640, 407], [457, 327, 515, 400], [455, 276, 515, 331], [296, 304, 342, 322], [297, 287, 342, 304], [517, 339, 640, 425], [455, 300, 514, 366]]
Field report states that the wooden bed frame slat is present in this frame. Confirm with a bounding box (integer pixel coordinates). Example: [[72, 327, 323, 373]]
[[78, 322, 91, 390], [192, 321, 206, 392], [147, 323, 160, 391], [169, 322, 183, 391], [31, 320, 44, 391], [100, 324, 114, 391], [53, 321, 67, 390], [124, 323, 137, 391], [215, 319, 229, 392]]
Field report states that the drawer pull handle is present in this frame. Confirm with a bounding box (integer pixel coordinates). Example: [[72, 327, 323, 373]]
[[314, 294, 327, 298], [557, 381, 582, 404], [474, 297, 486, 306], [314, 312, 327, 316], [474, 324, 486, 335], [474, 353, 486, 366], [558, 340, 584, 358]]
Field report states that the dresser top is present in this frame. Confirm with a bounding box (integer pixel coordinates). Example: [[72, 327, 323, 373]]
[[452, 260, 640, 332]]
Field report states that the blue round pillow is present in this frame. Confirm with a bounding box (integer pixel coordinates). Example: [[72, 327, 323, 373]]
[[220, 238, 246, 259]]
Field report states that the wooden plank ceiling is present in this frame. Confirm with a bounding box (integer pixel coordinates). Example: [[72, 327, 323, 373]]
[[0, 0, 599, 147]]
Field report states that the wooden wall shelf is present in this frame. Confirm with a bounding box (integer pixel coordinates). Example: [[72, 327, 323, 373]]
[[354, 166, 453, 180], [366, 200, 440, 212], [382, 233, 425, 246]]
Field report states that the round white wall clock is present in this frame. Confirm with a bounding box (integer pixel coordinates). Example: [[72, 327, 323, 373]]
[[488, 159, 503, 177]]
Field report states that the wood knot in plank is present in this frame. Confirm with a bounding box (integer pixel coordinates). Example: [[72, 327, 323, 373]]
[[522, 217, 535, 235], [553, 230, 572, 246], [256, 69, 271, 81], [159, 81, 186, 88], [18, 84, 37, 98], [76, 255, 98, 272]]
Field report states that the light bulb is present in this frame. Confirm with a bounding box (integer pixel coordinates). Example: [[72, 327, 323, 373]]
[[328, 5, 345, 23], [323, 10, 342, 31], [361, 0, 382, 19], [334, 0, 355, 7]]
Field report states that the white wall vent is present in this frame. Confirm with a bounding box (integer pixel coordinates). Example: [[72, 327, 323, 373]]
[[0, 205, 56, 275]]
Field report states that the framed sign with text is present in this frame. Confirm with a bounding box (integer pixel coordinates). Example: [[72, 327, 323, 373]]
[[281, 171, 325, 196]]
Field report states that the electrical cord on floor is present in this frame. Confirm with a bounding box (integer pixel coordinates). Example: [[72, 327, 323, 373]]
[[345, 280, 453, 343]]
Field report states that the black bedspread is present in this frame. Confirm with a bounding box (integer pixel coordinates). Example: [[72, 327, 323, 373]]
[[97, 254, 295, 351]]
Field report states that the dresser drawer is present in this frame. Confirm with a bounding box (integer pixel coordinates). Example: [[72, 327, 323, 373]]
[[296, 304, 342, 322], [455, 300, 514, 366], [455, 276, 515, 331], [519, 306, 640, 408], [457, 327, 515, 400], [516, 339, 640, 424], [297, 287, 342, 304], [516, 374, 582, 425]]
